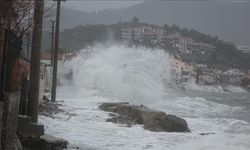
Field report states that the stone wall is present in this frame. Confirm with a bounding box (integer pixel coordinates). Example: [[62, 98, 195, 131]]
[[1, 92, 21, 150], [0, 28, 4, 89], [0, 101, 3, 150]]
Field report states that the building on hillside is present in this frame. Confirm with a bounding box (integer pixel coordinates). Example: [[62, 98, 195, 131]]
[[160, 33, 182, 49], [187, 42, 215, 55], [170, 57, 194, 85], [40, 52, 77, 97], [198, 72, 217, 85], [121, 26, 215, 54], [160, 33, 215, 54], [121, 29, 133, 41], [236, 45, 250, 53], [121, 26, 164, 44], [194, 64, 218, 85], [248, 70, 250, 78], [217, 69, 245, 85]]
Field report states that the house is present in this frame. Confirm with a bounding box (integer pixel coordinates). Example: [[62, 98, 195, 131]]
[[121, 25, 216, 55], [121, 28, 133, 41], [218, 69, 245, 85], [121, 26, 164, 44], [160, 33, 182, 48], [199, 73, 216, 85], [40, 52, 77, 98], [237, 45, 250, 53], [170, 57, 193, 85], [184, 39, 215, 55]]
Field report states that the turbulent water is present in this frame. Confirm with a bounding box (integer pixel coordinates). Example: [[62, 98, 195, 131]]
[[40, 44, 250, 150]]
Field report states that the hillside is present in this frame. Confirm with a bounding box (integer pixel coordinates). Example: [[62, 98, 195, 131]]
[[42, 23, 250, 71]]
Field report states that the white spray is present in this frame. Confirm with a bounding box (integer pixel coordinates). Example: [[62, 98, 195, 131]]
[[63, 44, 170, 105]]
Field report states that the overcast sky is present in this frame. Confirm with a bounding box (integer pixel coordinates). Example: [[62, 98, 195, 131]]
[[61, 1, 143, 12], [53, 0, 249, 45], [60, 0, 249, 12]]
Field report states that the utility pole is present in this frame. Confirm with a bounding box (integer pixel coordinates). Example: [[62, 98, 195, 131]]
[[28, 0, 44, 123], [26, 32, 30, 60], [50, 20, 55, 66], [51, 0, 65, 102]]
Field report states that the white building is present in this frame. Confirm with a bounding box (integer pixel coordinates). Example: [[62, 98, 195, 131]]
[[170, 56, 193, 85], [39, 52, 77, 101], [237, 45, 250, 53]]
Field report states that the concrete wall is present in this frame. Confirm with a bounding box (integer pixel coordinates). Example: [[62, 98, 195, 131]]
[[0, 28, 4, 85], [39, 79, 45, 103], [0, 102, 3, 150], [1, 92, 21, 150]]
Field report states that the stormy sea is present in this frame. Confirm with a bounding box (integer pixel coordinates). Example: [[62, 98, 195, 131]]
[[40, 44, 250, 150]]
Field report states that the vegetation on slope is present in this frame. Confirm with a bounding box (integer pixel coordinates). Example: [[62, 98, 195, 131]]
[[42, 21, 250, 71]]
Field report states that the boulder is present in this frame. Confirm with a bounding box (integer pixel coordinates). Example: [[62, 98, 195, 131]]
[[141, 109, 167, 132], [99, 102, 191, 132], [106, 107, 117, 113], [39, 134, 68, 150], [17, 115, 44, 138], [117, 104, 132, 117], [117, 104, 148, 124], [130, 106, 145, 124], [160, 114, 190, 132], [19, 134, 68, 150], [141, 109, 190, 132], [107, 115, 134, 127]]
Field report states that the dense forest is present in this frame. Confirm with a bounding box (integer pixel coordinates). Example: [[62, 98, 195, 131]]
[[42, 22, 250, 71]]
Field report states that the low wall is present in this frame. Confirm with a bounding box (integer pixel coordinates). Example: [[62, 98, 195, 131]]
[[0, 101, 3, 150], [1, 92, 21, 150]]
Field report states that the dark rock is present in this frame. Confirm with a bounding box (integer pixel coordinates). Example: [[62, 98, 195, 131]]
[[160, 114, 190, 132], [116, 104, 146, 124], [19, 134, 68, 150], [199, 132, 215, 136], [130, 106, 144, 124], [98, 102, 129, 111], [39, 134, 68, 150], [43, 95, 50, 101], [98, 102, 191, 133], [18, 115, 44, 138], [142, 110, 190, 132], [39, 101, 64, 115], [108, 113, 117, 117], [107, 116, 134, 127], [117, 104, 132, 117], [141, 109, 167, 132], [0, 102, 3, 150], [106, 107, 117, 113]]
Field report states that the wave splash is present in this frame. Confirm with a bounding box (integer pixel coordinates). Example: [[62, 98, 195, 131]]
[[64, 44, 170, 105], [53, 44, 250, 150]]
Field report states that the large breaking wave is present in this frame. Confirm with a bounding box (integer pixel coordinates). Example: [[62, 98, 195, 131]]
[[51, 43, 250, 150], [63, 44, 170, 105]]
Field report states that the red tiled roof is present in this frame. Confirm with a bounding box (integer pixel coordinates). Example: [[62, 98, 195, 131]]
[[40, 52, 77, 60], [40, 52, 63, 60]]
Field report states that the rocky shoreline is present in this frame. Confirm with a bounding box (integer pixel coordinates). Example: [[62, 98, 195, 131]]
[[99, 102, 191, 133], [19, 99, 190, 149]]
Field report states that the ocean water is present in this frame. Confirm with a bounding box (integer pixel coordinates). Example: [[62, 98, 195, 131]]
[[40, 44, 250, 150]]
